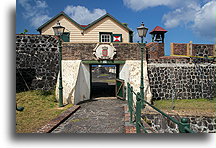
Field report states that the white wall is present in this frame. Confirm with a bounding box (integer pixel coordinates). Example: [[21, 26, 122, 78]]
[[119, 63, 129, 85], [56, 60, 81, 104], [56, 60, 90, 104], [41, 15, 130, 43], [119, 60, 152, 103], [74, 63, 90, 104], [56, 59, 151, 105]]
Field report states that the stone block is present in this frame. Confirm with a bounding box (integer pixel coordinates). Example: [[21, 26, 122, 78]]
[[16, 35, 58, 91]]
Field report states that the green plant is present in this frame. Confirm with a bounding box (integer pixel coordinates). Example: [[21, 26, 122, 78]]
[[20, 29, 28, 34]]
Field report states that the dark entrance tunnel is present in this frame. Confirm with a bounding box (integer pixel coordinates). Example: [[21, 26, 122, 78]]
[[90, 65, 118, 98]]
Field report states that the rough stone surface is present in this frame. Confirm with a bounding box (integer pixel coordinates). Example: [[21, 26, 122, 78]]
[[148, 56, 191, 64], [146, 42, 164, 59], [124, 105, 136, 133], [144, 114, 216, 133], [62, 42, 165, 61], [16, 34, 58, 91], [62, 42, 142, 60], [147, 63, 216, 100], [172, 43, 188, 56], [171, 42, 215, 57], [16, 35, 215, 101], [192, 44, 215, 57], [52, 98, 126, 133]]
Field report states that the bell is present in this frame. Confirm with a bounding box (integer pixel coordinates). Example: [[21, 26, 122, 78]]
[[154, 34, 162, 42]]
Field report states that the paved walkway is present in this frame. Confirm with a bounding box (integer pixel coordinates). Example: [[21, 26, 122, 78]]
[[52, 98, 126, 133]]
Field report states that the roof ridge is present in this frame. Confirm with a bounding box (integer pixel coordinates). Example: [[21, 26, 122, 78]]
[[149, 26, 167, 34], [37, 11, 133, 33]]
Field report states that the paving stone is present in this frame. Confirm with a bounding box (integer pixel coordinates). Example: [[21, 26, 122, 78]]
[[52, 98, 126, 133]]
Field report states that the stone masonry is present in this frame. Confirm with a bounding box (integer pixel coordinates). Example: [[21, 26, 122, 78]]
[[148, 57, 216, 100], [62, 42, 164, 61], [148, 41, 216, 100], [16, 34, 58, 92], [171, 42, 215, 57], [146, 42, 164, 59], [16, 35, 215, 101], [62, 42, 142, 61], [144, 113, 216, 133]]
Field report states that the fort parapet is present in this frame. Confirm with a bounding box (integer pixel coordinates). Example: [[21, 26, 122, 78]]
[[16, 34, 216, 103]]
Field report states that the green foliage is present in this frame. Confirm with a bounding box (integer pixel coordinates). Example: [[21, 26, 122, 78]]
[[20, 29, 28, 34]]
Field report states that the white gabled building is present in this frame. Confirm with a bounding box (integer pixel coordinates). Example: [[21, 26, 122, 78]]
[[37, 11, 133, 43]]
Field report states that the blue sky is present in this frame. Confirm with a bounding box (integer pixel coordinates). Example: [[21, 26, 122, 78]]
[[16, 0, 216, 55]]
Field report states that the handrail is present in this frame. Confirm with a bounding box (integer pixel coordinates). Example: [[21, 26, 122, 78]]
[[127, 82, 195, 133], [184, 126, 195, 133], [138, 122, 148, 133]]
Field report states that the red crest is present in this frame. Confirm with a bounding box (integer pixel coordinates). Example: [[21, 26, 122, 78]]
[[102, 47, 108, 56]]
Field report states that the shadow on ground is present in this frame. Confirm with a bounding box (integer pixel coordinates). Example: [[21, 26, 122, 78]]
[[91, 82, 116, 98]]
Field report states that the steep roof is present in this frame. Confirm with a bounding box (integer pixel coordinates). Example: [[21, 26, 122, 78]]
[[149, 26, 168, 34], [37, 11, 133, 33]]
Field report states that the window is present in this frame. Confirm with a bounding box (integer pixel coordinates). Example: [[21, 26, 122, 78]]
[[61, 32, 70, 42], [99, 32, 123, 43], [100, 32, 112, 42], [101, 34, 111, 42]]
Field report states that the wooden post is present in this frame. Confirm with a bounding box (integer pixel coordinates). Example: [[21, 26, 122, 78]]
[[170, 43, 174, 56], [188, 41, 193, 63], [187, 41, 193, 56], [212, 44, 216, 57]]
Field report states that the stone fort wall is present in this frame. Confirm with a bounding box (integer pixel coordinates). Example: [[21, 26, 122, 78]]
[[148, 57, 215, 100], [144, 113, 216, 133], [16, 35, 216, 100], [147, 43, 216, 100], [16, 34, 58, 92]]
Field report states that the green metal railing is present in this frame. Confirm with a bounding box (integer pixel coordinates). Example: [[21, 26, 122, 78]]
[[127, 83, 195, 133]]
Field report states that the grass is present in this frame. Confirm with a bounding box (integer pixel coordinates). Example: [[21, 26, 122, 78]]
[[104, 79, 116, 83], [153, 98, 216, 116], [99, 74, 109, 77], [16, 90, 73, 133]]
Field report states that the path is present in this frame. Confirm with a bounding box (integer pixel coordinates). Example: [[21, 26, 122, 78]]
[[52, 98, 126, 133]]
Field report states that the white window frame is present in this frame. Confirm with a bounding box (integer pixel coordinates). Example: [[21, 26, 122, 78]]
[[100, 33, 111, 42]]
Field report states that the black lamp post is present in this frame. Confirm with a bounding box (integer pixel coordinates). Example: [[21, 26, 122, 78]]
[[137, 22, 148, 108], [53, 21, 65, 107]]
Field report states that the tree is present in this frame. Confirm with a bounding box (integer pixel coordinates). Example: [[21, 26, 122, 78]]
[[20, 29, 28, 34]]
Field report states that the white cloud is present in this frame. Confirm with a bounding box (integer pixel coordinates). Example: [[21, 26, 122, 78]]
[[192, 1, 216, 40], [35, 0, 48, 8], [163, 0, 216, 41], [124, 0, 215, 41], [18, 0, 50, 28], [18, 1, 106, 28], [162, 2, 200, 28], [64, 5, 106, 24], [123, 0, 183, 11], [30, 15, 51, 28]]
